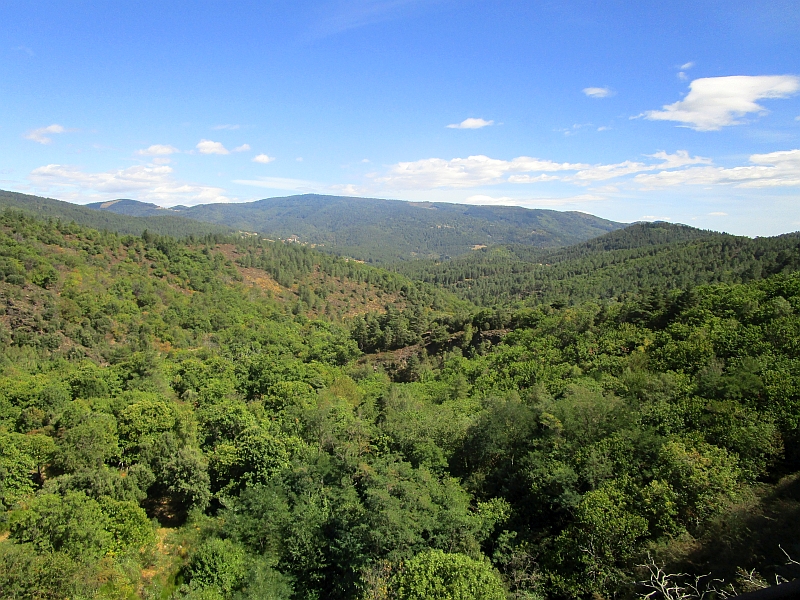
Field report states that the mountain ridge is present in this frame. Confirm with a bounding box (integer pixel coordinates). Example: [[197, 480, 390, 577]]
[[0, 190, 231, 238], [395, 221, 800, 306], [85, 193, 627, 262]]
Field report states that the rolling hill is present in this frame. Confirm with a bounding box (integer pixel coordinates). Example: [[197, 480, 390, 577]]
[[3, 207, 800, 599], [395, 222, 800, 306], [87, 193, 625, 261], [0, 190, 231, 238]]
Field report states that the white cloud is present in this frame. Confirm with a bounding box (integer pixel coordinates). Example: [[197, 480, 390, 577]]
[[507, 174, 562, 183], [308, 0, 427, 40], [212, 124, 240, 130], [559, 123, 593, 136], [196, 139, 230, 155], [463, 194, 606, 207], [330, 183, 364, 196], [646, 150, 712, 169], [234, 176, 318, 191], [634, 149, 800, 189], [296, 157, 304, 162], [373, 151, 710, 189], [234, 144, 251, 152], [137, 144, 179, 156], [583, 87, 612, 98], [644, 75, 800, 131], [446, 118, 494, 129], [374, 155, 587, 189], [253, 154, 275, 164], [29, 163, 231, 206], [709, 212, 728, 216], [24, 124, 66, 144], [680, 61, 695, 71]]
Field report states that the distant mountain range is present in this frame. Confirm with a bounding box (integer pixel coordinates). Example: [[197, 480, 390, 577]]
[[86, 194, 625, 261], [0, 191, 230, 238], [395, 222, 800, 305]]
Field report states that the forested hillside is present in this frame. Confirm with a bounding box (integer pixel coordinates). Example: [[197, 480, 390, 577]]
[[0, 190, 231, 238], [88, 194, 625, 262], [396, 222, 800, 306], [86, 199, 179, 218], [1, 209, 800, 599]]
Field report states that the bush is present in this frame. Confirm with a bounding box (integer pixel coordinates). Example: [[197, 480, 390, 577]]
[[185, 537, 247, 595], [392, 549, 506, 600]]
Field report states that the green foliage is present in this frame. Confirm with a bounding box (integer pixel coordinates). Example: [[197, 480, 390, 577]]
[[9, 491, 113, 559], [93, 193, 623, 262], [1, 208, 800, 599], [0, 190, 231, 238], [552, 483, 648, 595], [0, 543, 86, 600], [0, 433, 36, 509], [184, 538, 248, 595], [397, 222, 800, 306], [391, 549, 506, 600]]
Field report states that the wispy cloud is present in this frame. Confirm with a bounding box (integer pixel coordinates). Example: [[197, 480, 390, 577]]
[[234, 144, 251, 152], [463, 194, 606, 207], [374, 155, 587, 189], [678, 61, 695, 80], [253, 154, 275, 164], [558, 123, 593, 136], [212, 124, 240, 130], [197, 139, 230, 155], [643, 75, 800, 131], [372, 151, 711, 190], [137, 144, 179, 156], [709, 211, 728, 216], [15, 45, 35, 56], [447, 117, 494, 129], [583, 87, 612, 98], [307, 0, 426, 39], [24, 124, 67, 145], [29, 163, 232, 205], [634, 149, 800, 188], [234, 176, 319, 191]]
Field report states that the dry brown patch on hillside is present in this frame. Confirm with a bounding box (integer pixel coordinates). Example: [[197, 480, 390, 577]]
[[215, 244, 283, 294]]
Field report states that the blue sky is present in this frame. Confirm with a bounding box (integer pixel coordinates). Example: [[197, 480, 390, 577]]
[[1, 0, 799, 235]]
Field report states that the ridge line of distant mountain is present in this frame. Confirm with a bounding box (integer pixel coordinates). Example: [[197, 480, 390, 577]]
[[84, 193, 628, 262], [0, 190, 231, 238]]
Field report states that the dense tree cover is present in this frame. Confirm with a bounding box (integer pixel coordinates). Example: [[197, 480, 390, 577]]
[[0, 190, 232, 238], [396, 222, 800, 306], [88, 193, 623, 262], [1, 210, 800, 599]]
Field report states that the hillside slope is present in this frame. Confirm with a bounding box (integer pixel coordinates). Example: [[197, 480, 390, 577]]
[[0, 190, 231, 238], [2, 209, 800, 599], [89, 194, 625, 261], [396, 222, 800, 306], [85, 198, 176, 218]]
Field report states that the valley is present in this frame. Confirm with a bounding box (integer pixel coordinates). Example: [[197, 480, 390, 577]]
[[1, 194, 800, 598]]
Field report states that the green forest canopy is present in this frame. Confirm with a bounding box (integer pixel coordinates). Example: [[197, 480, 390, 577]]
[[85, 193, 625, 262], [395, 222, 800, 307], [0, 190, 232, 239], [1, 208, 800, 599]]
